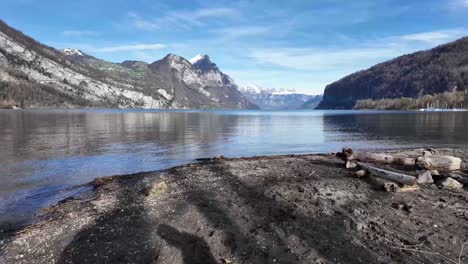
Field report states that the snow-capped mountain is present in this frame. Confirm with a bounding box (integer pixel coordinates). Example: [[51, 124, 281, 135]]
[[240, 84, 296, 95], [0, 20, 257, 109], [189, 54, 206, 64], [60, 48, 85, 56], [148, 54, 257, 109], [240, 84, 322, 109]]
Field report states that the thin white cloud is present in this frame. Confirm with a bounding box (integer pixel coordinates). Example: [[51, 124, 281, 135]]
[[89, 43, 166, 53], [249, 28, 468, 72], [249, 47, 401, 72], [459, 0, 468, 7], [448, 0, 468, 10], [214, 26, 272, 40], [61, 30, 99, 37], [398, 28, 468, 44], [128, 8, 237, 31]]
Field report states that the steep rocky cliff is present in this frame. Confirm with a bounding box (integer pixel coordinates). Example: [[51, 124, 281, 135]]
[[0, 20, 257, 109], [317, 37, 468, 109]]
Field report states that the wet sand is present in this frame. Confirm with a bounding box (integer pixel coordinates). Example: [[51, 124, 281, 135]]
[[0, 150, 467, 263]]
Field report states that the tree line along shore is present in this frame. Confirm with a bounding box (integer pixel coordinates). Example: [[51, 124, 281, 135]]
[[354, 91, 468, 110]]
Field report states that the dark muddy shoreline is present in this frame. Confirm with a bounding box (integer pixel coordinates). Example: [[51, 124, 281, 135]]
[[1, 150, 467, 263]]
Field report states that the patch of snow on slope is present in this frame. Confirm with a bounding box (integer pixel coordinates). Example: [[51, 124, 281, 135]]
[[189, 54, 206, 64], [61, 48, 84, 56], [240, 84, 298, 95], [240, 84, 264, 94], [271, 88, 297, 95]]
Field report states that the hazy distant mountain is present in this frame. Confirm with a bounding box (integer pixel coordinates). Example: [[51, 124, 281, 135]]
[[301, 95, 324, 109], [239, 84, 321, 109], [0, 20, 257, 109], [317, 36, 468, 109]]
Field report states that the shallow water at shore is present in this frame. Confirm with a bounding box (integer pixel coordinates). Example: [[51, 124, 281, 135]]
[[1, 109, 468, 226]]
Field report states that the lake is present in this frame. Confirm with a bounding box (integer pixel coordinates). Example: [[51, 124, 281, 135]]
[[1, 109, 468, 227]]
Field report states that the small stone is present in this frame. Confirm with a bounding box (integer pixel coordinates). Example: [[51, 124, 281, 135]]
[[91, 176, 116, 188], [144, 181, 169, 197], [215, 154, 225, 160], [439, 178, 463, 191], [391, 203, 404, 210], [403, 203, 414, 213], [355, 170, 367, 178], [417, 171, 433, 185], [345, 161, 357, 169]]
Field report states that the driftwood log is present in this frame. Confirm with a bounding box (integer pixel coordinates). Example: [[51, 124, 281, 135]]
[[358, 162, 417, 185], [343, 148, 415, 166], [384, 182, 420, 193], [416, 156, 462, 171]]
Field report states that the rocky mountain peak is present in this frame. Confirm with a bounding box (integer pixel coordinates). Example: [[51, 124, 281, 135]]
[[190, 54, 219, 72], [60, 48, 85, 56], [155, 53, 192, 70], [189, 54, 208, 64], [162, 53, 186, 62]]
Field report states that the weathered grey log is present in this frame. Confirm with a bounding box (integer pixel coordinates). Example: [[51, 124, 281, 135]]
[[342, 148, 415, 166], [358, 162, 417, 185], [416, 156, 462, 171]]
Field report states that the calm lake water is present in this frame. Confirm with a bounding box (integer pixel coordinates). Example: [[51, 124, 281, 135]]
[[1, 109, 468, 227]]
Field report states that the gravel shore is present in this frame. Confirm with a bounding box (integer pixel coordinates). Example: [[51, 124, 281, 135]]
[[1, 150, 467, 264]]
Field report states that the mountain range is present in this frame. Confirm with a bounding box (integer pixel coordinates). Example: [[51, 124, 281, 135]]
[[317, 36, 468, 109], [0, 20, 257, 109], [3, 19, 467, 111], [239, 84, 322, 109]]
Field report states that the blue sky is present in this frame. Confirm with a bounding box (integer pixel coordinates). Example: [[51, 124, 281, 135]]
[[2, 0, 468, 94]]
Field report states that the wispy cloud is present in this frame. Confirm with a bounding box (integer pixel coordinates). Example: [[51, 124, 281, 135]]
[[213, 26, 272, 41], [249, 47, 401, 72], [457, 0, 468, 7], [398, 28, 468, 44], [448, 0, 468, 10], [89, 43, 166, 53], [249, 28, 468, 72], [128, 8, 237, 31], [61, 30, 99, 37]]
